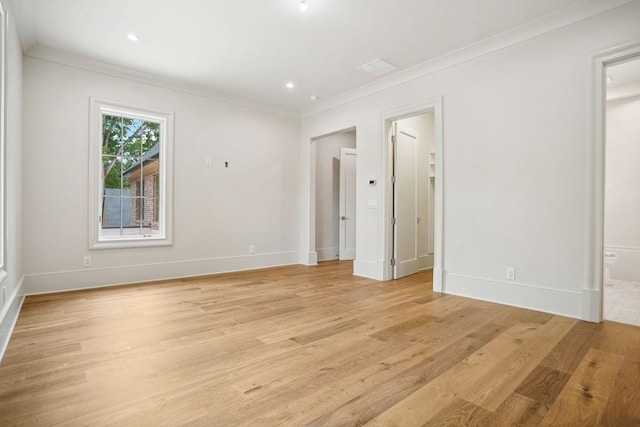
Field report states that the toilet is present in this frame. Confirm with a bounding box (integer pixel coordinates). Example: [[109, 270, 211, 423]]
[[604, 251, 618, 284]]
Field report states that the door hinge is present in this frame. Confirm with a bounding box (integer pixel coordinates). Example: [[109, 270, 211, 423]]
[[392, 217, 397, 225], [391, 175, 396, 184], [391, 135, 396, 144], [391, 258, 396, 266]]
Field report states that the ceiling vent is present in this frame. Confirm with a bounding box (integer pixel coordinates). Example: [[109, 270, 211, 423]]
[[358, 58, 397, 77]]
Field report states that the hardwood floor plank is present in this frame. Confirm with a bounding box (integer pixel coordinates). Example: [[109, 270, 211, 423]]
[[422, 398, 493, 427], [461, 316, 577, 411], [486, 392, 549, 426], [247, 344, 433, 425], [540, 320, 600, 373], [311, 321, 508, 427], [290, 318, 366, 345], [366, 321, 548, 426], [599, 325, 640, 426], [541, 347, 624, 426], [515, 365, 571, 407]]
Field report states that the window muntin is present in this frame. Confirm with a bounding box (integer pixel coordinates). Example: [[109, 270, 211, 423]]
[[89, 99, 173, 249]]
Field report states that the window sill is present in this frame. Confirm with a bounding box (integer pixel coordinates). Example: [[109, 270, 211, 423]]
[[90, 237, 173, 250]]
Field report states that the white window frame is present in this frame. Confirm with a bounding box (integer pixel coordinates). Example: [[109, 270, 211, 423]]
[[0, 0, 7, 284], [89, 98, 174, 249]]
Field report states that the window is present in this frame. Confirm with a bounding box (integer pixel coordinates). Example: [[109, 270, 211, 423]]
[[0, 1, 6, 283], [89, 99, 174, 249]]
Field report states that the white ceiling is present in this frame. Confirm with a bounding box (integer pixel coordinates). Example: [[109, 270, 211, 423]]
[[13, 0, 590, 113]]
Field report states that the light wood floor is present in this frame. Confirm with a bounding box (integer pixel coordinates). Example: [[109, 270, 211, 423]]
[[1, 261, 639, 426]]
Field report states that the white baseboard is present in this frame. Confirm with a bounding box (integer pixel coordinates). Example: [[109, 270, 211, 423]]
[[444, 272, 582, 319], [419, 254, 434, 270], [433, 267, 444, 292], [24, 252, 299, 295], [299, 251, 318, 266], [353, 259, 384, 280], [316, 247, 339, 261], [582, 287, 602, 323], [0, 277, 25, 363]]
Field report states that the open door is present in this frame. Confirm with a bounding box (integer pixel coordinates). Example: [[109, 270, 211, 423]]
[[339, 147, 356, 260], [393, 122, 420, 278]]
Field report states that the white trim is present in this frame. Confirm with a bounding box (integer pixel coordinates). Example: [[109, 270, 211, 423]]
[[88, 97, 174, 249], [587, 40, 640, 323], [316, 247, 339, 261], [301, 0, 635, 118], [0, 0, 7, 282], [24, 251, 299, 295], [298, 251, 318, 266], [418, 254, 434, 270], [381, 99, 444, 293], [445, 273, 583, 319], [353, 259, 384, 280], [605, 245, 640, 252], [25, 46, 297, 118], [0, 276, 24, 363]]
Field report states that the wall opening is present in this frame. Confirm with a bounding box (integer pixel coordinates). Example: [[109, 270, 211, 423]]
[[311, 127, 357, 266], [602, 55, 640, 326], [381, 98, 444, 290]]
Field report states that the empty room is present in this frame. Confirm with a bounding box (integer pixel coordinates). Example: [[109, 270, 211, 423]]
[[1, 0, 640, 425]]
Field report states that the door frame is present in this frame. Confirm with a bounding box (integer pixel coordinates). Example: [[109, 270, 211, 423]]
[[382, 98, 444, 290], [309, 126, 357, 265], [587, 40, 640, 322]]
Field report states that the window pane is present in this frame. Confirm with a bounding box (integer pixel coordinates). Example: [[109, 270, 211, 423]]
[[143, 198, 161, 236], [101, 196, 123, 233], [102, 155, 126, 194]]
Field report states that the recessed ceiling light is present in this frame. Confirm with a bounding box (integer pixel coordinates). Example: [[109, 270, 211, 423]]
[[606, 75, 614, 85], [299, 0, 308, 12], [286, 82, 295, 89], [127, 34, 140, 42], [310, 95, 319, 101]]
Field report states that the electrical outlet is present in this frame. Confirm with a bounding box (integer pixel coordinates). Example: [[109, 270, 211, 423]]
[[204, 157, 212, 167], [506, 267, 515, 280], [249, 245, 255, 254], [83, 256, 92, 267]]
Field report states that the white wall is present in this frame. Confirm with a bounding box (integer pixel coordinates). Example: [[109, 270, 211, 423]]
[[298, 1, 640, 319], [396, 113, 435, 270], [22, 56, 300, 294], [0, 0, 24, 355], [314, 130, 356, 261], [605, 95, 640, 282]]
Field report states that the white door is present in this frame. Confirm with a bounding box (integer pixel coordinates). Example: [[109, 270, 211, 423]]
[[393, 123, 420, 278], [339, 148, 357, 260]]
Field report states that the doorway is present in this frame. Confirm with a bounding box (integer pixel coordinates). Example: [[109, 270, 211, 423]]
[[313, 129, 357, 263], [391, 115, 434, 278], [382, 99, 444, 289], [602, 55, 640, 326]]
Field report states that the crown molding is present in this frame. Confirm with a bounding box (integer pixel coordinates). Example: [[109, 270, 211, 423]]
[[24, 45, 299, 118], [301, 0, 636, 119]]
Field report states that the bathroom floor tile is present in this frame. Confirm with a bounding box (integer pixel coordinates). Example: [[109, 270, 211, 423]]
[[604, 279, 640, 326]]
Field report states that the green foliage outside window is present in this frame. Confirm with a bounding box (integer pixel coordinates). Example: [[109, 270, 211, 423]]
[[102, 115, 160, 189]]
